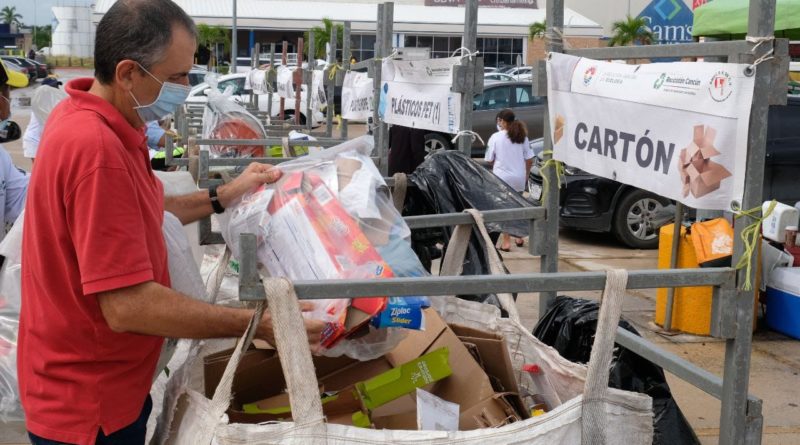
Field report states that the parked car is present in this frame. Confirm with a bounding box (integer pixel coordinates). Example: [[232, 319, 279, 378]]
[[527, 95, 800, 249], [503, 66, 534, 81], [0, 56, 40, 81], [484, 72, 516, 83], [423, 81, 545, 158], [188, 66, 209, 86], [0, 59, 31, 85], [27, 59, 48, 78], [185, 72, 325, 127]]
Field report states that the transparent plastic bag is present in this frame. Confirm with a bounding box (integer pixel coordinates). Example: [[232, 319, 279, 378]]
[[201, 75, 266, 158], [0, 213, 23, 422], [220, 136, 428, 358]]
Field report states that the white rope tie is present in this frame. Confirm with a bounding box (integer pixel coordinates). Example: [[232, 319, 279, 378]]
[[451, 130, 485, 146], [746, 35, 775, 68], [451, 47, 481, 61]]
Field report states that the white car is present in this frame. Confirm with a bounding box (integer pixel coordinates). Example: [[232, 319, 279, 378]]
[[504, 66, 534, 81], [484, 72, 516, 83], [185, 73, 325, 127]]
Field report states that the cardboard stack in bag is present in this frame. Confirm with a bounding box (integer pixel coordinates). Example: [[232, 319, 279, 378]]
[[679, 124, 732, 199], [203, 308, 527, 431]]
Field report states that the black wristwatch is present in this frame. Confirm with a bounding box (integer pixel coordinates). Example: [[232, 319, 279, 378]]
[[208, 184, 225, 214]]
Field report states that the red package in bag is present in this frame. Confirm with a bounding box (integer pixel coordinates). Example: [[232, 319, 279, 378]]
[[264, 172, 389, 347]]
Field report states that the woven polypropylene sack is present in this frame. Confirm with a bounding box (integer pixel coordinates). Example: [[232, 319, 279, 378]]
[[156, 295, 653, 445]]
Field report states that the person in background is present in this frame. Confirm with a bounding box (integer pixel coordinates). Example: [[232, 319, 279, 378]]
[[485, 108, 534, 251], [28, 49, 36, 61], [0, 60, 30, 242], [19, 2, 324, 444], [146, 118, 185, 170], [388, 124, 427, 176], [23, 77, 63, 163]]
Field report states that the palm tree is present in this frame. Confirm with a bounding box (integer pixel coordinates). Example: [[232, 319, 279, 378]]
[[608, 15, 655, 47], [529, 20, 546, 40], [304, 18, 344, 61], [1, 6, 23, 26]]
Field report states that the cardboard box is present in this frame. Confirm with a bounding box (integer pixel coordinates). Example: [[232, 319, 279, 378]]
[[263, 171, 389, 347], [203, 309, 523, 431], [679, 124, 732, 199]]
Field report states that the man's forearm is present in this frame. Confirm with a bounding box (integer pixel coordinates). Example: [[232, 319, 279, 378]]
[[98, 281, 256, 339], [164, 183, 238, 225]]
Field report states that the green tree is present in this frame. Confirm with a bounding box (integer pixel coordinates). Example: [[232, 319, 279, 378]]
[[197, 23, 230, 54], [529, 20, 546, 40], [1, 6, 23, 25], [608, 15, 655, 47], [33, 25, 52, 49], [304, 18, 344, 61]]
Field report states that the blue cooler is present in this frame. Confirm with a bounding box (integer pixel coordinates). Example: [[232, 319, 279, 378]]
[[766, 267, 800, 339]]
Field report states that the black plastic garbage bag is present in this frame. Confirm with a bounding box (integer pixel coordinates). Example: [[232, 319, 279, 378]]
[[533, 296, 700, 445], [404, 151, 534, 308]]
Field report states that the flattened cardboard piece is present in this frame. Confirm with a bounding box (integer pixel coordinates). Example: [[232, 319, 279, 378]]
[[690, 175, 721, 198], [693, 124, 705, 146], [554, 114, 566, 144], [686, 163, 702, 182], [685, 141, 701, 161], [702, 126, 717, 148], [450, 324, 528, 419], [699, 143, 721, 159], [459, 394, 519, 430], [701, 159, 732, 183], [335, 157, 363, 192]]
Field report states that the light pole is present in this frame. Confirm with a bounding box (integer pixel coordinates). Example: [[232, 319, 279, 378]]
[[231, 0, 238, 70]]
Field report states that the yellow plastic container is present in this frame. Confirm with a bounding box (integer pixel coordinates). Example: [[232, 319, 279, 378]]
[[655, 224, 758, 335], [655, 224, 713, 335]]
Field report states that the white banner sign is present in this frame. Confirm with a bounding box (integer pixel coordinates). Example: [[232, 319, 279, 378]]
[[276, 65, 294, 100], [546, 53, 756, 211], [379, 57, 461, 134], [341, 71, 373, 120]]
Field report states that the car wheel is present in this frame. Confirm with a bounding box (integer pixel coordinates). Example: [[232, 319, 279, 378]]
[[424, 133, 451, 157], [612, 190, 673, 249]]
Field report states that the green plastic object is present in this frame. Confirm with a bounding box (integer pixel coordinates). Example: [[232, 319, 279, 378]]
[[356, 347, 452, 410], [692, 0, 800, 39]]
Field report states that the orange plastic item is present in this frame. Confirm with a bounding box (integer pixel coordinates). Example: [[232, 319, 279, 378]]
[[210, 115, 265, 158], [689, 218, 733, 266]]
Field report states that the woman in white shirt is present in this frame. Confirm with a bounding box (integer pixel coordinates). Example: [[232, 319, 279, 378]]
[[485, 108, 534, 251]]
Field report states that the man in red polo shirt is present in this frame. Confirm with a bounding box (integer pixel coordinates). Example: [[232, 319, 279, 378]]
[[18, 1, 324, 444]]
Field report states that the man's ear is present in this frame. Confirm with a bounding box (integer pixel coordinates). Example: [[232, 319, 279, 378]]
[[115, 59, 140, 92]]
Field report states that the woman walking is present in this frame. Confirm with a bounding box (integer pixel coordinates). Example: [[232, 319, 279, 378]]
[[485, 108, 535, 251]]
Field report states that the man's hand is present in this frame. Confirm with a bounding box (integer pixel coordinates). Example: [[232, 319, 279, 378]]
[[218, 162, 282, 209], [256, 302, 326, 352]]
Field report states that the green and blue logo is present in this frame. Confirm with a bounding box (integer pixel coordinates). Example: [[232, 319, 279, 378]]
[[638, 0, 694, 45]]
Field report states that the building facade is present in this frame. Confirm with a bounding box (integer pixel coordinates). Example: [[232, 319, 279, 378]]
[[92, 0, 604, 69]]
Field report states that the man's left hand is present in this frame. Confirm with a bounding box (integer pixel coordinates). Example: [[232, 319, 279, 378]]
[[218, 162, 282, 208]]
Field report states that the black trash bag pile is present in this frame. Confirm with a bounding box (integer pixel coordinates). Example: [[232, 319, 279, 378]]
[[404, 151, 534, 309], [533, 296, 700, 445]]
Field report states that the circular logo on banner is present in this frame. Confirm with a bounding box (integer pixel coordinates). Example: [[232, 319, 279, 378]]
[[709, 71, 733, 102], [583, 66, 597, 85]]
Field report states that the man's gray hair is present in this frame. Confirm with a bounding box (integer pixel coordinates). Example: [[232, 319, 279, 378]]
[[94, 0, 197, 84]]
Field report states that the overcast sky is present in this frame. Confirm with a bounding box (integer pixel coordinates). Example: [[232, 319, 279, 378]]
[[4, 1, 94, 27]]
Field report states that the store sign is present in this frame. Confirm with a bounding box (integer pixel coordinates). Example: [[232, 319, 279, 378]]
[[637, 0, 694, 44], [341, 71, 373, 120], [379, 57, 461, 134], [424, 0, 538, 8], [546, 53, 755, 211]]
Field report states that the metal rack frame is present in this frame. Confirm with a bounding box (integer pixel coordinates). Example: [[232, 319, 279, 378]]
[[183, 1, 785, 443]]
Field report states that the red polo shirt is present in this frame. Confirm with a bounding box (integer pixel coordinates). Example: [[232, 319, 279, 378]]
[[19, 78, 169, 445]]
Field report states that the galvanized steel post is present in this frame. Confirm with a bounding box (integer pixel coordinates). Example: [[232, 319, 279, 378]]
[[719, 0, 777, 443], [457, 0, 478, 157], [539, 0, 565, 317], [341, 21, 351, 140]]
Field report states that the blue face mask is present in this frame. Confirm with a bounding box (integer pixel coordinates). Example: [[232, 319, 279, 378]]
[[130, 63, 191, 122]]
